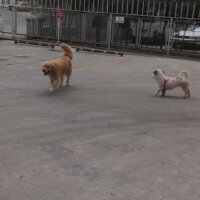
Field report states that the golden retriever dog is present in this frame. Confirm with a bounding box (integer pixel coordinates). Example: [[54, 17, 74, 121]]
[[42, 43, 73, 92]]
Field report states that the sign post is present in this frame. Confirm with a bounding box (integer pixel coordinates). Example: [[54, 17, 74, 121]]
[[56, 9, 64, 43]]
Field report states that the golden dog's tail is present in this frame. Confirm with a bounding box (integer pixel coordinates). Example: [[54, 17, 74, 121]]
[[60, 43, 73, 60]]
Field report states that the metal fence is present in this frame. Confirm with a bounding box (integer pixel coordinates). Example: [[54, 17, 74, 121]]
[[23, 9, 200, 56], [0, 6, 31, 37], [33, 0, 200, 19], [25, 9, 110, 46], [1, 0, 200, 57]]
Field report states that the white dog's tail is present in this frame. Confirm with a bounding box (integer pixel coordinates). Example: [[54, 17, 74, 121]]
[[178, 71, 189, 79], [60, 43, 73, 60]]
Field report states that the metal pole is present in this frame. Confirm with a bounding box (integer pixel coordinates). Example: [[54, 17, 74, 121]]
[[131, 0, 134, 14], [167, 17, 173, 56], [169, 2, 172, 17], [121, 0, 123, 13], [136, 0, 139, 15], [107, 0, 109, 13], [136, 18, 140, 47], [126, 0, 129, 14], [81, 13, 86, 41], [175, 3, 177, 18], [141, 1, 144, 15], [57, 17, 60, 43], [116, 0, 119, 13], [192, 3, 195, 19], [147, 1, 150, 16], [107, 14, 112, 49], [180, 2, 183, 18], [12, 6, 17, 39], [152, 1, 155, 16], [57, 3, 60, 43], [186, 3, 189, 19], [163, 2, 166, 16]]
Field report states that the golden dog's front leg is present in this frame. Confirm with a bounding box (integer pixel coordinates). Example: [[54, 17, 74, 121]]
[[66, 68, 72, 86], [49, 78, 60, 92], [60, 76, 64, 88], [49, 78, 54, 92]]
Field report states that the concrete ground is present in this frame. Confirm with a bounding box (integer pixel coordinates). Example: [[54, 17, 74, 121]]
[[0, 40, 200, 200]]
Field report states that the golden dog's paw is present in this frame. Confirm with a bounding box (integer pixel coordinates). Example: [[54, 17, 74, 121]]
[[49, 87, 55, 92]]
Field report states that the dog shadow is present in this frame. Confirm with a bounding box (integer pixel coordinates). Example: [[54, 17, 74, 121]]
[[38, 85, 76, 97], [155, 95, 191, 100]]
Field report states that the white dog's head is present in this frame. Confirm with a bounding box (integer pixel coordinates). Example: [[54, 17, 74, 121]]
[[152, 69, 166, 80]]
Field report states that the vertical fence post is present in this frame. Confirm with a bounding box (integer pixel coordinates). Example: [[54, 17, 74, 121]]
[[107, 13, 113, 49], [12, 6, 17, 39], [81, 13, 86, 42], [167, 17, 173, 56], [35, 9, 39, 39], [57, 17, 61, 43], [56, 5, 61, 43], [136, 18, 140, 47], [136, 18, 142, 48]]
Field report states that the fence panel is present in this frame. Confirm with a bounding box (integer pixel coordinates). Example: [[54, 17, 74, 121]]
[[16, 9, 32, 35], [85, 13, 109, 45], [111, 16, 137, 47], [0, 7, 12, 34], [60, 11, 82, 42], [111, 15, 170, 51], [171, 20, 200, 54], [26, 9, 56, 40], [139, 18, 169, 50]]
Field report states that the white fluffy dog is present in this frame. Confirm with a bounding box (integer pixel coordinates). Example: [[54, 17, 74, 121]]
[[152, 69, 190, 98]]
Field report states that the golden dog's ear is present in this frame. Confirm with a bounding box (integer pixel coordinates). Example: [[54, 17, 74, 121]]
[[49, 63, 57, 72], [42, 62, 47, 67]]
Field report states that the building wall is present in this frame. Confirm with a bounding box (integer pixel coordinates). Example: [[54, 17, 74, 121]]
[[0, 0, 15, 7]]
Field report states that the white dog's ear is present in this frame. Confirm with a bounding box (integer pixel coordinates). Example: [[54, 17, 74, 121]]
[[153, 70, 158, 76]]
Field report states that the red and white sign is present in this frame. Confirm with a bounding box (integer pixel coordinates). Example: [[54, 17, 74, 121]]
[[56, 9, 64, 18]]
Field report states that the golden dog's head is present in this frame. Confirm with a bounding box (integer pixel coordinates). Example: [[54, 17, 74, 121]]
[[42, 62, 56, 76]]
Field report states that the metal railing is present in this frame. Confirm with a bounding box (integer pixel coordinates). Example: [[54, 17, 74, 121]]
[[32, 0, 200, 19], [1, 1, 200, 58]]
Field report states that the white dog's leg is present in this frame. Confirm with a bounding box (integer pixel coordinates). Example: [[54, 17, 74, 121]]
[[182, 87, 190, 98], [155, 88, 162, 96], [188, 89, 190, 98]]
